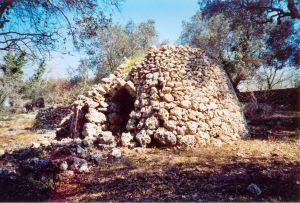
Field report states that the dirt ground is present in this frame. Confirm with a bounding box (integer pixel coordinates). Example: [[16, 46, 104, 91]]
[[0, 113, 55, 151], [0, 110, 299, 202], [51, 140, 299, 201]]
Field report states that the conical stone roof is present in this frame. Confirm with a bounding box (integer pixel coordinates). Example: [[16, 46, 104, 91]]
[[57, 45, 248, 148]]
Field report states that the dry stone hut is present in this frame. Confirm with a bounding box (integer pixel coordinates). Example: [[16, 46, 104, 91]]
[[57, 45, 248, 148]]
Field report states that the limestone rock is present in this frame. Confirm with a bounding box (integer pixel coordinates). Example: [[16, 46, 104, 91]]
[[19, 158, 56, 175], [163, 94, 174, 102], [154, 128, 177, 146], [98, 131, 115, 145], [170, 107, 183, 119], [82, 136, 95, 147], [163, 119, 177, 131], [59, 161, 68, 171], [82, 123, 100, 138], [31, 142, 40, 149], [180, 100, 192, 108], [186, 121, 198, 135], [157, 108, 169, 121], [40, 140, 51, 147], [69, 157, 89, 173], [35, 105, 73, 130], [85, 99, 99, 108], [136, 130, 151, 147], [178, 135, 196, 147], [90, 151, 102, 164], [145, 116, 159, 130], [99, 101, 109, 108], [247, 183, 262, 196], [199, 132, 210, 141], [126, 119, 137, 131], [110, 148, 122, 159], [124, 81, 136, 97], [85, 108, 106, 123], [121, 132, 134, 147]]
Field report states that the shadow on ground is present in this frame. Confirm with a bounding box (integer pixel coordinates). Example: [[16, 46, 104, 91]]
[[0, 147, 58, 201], [52, 155, 300, 202], [248, 110, 299, 141]]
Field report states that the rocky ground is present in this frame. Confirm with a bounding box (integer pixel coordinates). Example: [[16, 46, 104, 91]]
[[0, 110, 299, 201]]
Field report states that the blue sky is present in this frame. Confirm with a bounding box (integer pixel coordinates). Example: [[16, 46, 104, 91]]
[[114, 0, 199, 43], [43, 0, 199, 78]]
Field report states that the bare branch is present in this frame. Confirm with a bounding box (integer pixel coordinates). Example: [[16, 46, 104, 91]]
[[241, 0, 300, 25]]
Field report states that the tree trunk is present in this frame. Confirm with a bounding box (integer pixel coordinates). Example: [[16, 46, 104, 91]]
[[232, 77, 242, 93]]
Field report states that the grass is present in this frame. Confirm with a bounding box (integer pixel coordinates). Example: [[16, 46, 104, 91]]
[[0, 116, 36, 135], [122, 54, 144, 73], [0, 113, 55, 150], [169, 155, 199, 165], [0, 113, 36, 130]]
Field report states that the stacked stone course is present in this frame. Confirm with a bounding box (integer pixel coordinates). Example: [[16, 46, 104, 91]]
[[34, 105, 73, 130], [56, 45, 248, 148]]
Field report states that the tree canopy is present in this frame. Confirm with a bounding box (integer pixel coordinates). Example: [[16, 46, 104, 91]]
[[0, 0, 122, 58], [180, 0, 299, 91], [84, 20, 158, 79], [198, 0, 300, 65], [199, 0, 300, 23]]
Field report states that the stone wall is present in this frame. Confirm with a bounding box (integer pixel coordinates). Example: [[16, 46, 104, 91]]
[[34, 106, 73, 130], [238, 88, 300, 111], [56, 45, 248, 148]]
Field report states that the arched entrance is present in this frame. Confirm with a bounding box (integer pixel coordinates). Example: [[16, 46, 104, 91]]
[[107, 87, 135, 134]]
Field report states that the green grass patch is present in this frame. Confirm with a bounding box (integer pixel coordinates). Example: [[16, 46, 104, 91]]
[[122, 54, 144, 73]]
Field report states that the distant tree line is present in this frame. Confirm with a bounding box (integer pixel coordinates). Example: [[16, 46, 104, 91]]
[[0, 19, 158, 112], [0, 51, 47, 111]]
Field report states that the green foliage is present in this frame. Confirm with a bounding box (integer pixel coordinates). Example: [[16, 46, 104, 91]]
[[84, 20, 157, 80], [0, 52, 27, 111], [180, 13, 264, 91], [31, 60, 46, 81], [0, 51, 95, 112], [23, 60, 47, 101], [2, 52, 26, 76], [0, 53, 48, 111], [122, 54, 145, 73], [180, 0, 299, 91]]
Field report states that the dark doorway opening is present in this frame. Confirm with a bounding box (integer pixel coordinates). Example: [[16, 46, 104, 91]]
[[110, 87, 135, 133]]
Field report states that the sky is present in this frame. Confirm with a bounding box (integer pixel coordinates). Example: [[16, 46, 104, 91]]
[[42, 0, 199, 78]]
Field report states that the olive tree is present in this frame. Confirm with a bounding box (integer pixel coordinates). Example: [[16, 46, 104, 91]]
[[180, 0, 299, 92], [84, 20, 158, 80], [179, 13, 264, 92]]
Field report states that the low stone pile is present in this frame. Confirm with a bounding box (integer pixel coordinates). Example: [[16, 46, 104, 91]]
[[0, 139, 122, 201], [34, 105, 73, 130], [57, 45, 248, 148]]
